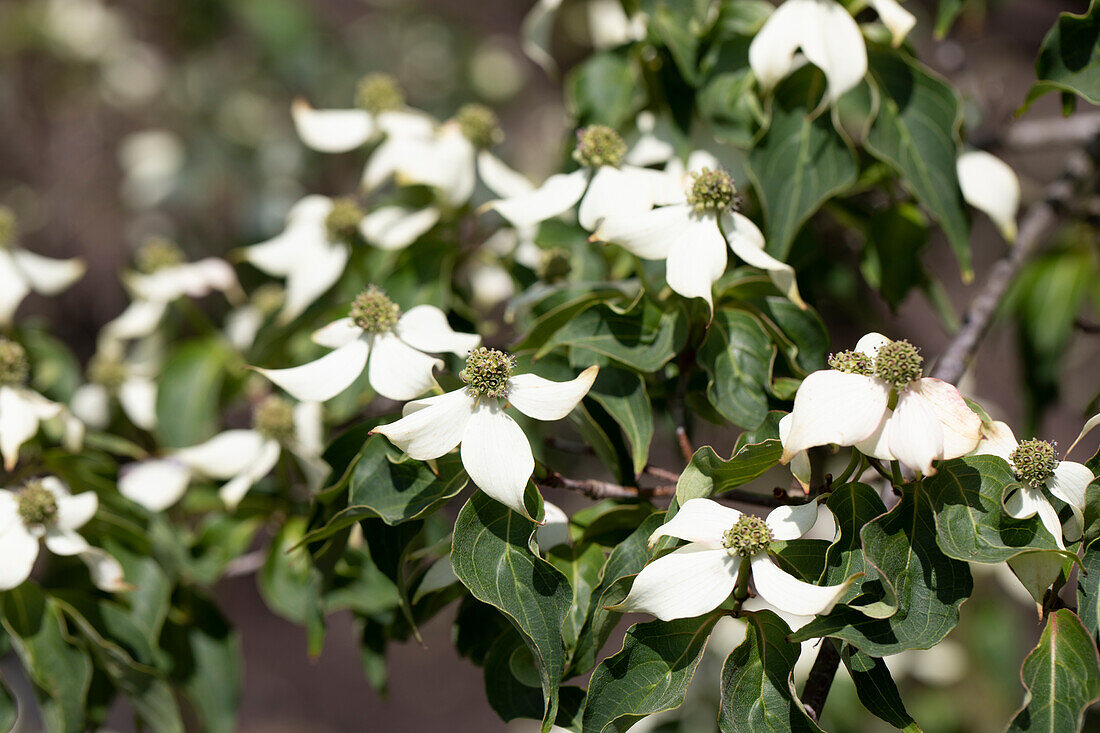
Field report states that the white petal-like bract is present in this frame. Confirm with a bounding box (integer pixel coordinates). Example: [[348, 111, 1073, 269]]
[[460, 400, 535, 515], [506, 366, 598, 421], [255, 337, 371, 403], [291, 100, 375, 153], [781, 370, 889, 461], [614, 545, 738, 621], [395, 305, 482, 356], [648, 498, 742, 547], [750, 553, 853, 616], [372, 389, 475, 460], [366, 333, 443, 401], [957, 150, 1020, 242]]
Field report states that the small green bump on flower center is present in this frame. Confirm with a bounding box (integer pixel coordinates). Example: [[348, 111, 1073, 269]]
[[572, 125, 626, 169], [135, 236, 185, 273], [17, 480, 58, 527], [350, 286, 401, 333], [537, 247, 572, 283], [455, 104, 502, 149], [687, 168, 738, 214], [253, 395, 296, 443], [1010, 438, 1059, 489], [355, 73, 404, 115], [872, 339, 923, 389], [0, 206, 17, 248], [722, 515, 772, 557], [325, 197, 364, 243], [88, 354, 126, 390], [460, 347, 515, 399], [828, 349, 874, 376], [0, 338, 29, 387]]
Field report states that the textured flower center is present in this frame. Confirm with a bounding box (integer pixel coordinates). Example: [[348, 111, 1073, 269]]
[[872, 339, 923, 389], [1010, 438, 1059, 489], [687, 168, 738, 214], [722, 515, 772, 557], [17, 480, 58, 527], [461, 347, 515, 399], [350, 286, 401, 333], [253, 395, 296, 443], [0, 206, 17, 248], [0, 338, 29, 387], [88, 354, 126, 390], [355, 73, 404, 115], [828, 349, 874, 376], [455, 104, 502, 149], [537, 247, 572, 283], [135, 236, 185, 273], [572, 125, 626, 169], [324, 197, 364, 243]]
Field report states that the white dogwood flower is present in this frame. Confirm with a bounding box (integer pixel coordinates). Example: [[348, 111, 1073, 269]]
[[0, 338, 83, 470], [592, 152, 804, 310], [0, 476, 126, 592], [0, 206, 85, 327], [749, 0, 915, 102], [255, 286, 481, 403], [119, 397, 327, 511], [291, 73, 435, 153], [781, 333, 982, 476], [957, 150, 1021, 242], [70, 345, 157, 431], [372, 348, 598, 515], [613, 498, 854, 621]]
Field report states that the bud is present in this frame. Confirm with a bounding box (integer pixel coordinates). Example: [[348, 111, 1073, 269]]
[[1010, 438, 1059, 489], [722, 514, 772, 557], [17, 479, 58, 527], [872, 339, 923, 389], [537, 247, 572, 283], [828, 349, 873, 376], [253, 395, 296, 443], [135, 236, 185, 274], [88, 354, 127, 390], [324, 197, 364, 243], [460, 347, 515, 399], [0, 206, 17, 248], [687, 168, 738, 214], [350, 286, 401, 333], [355, 73, 405, 115], [455, 104, 503, 149], [572, 125, 626, 169], [0, 338, 29, 387]]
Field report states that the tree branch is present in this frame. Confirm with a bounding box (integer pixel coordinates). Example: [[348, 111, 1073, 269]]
[[540, 470, 789, 507], [931, 140, 1100, 385], [801, 639, 841, 723]]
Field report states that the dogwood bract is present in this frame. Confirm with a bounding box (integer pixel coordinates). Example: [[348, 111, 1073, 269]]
[[613, 498, 853, 621], [0, 338, 83, 470], [119, 396, 326, 511], [0, 206, 85, 327], [0, 476, 126, 592], [592, 152, 804, 310], [71, 346, 158, 431], [957, 150, 1021, 241], [781, 332, 982, 475], [372, 348, 598, 515], [254, 286, 481, 403]]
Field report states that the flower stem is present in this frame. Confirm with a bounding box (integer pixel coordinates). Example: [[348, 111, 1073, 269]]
[[731, 556, 752, 614]]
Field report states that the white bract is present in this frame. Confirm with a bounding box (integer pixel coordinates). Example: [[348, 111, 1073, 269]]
[[255, 287, 481, 403], [781, 333, 982, 475], [749, 0, 915, 102], [593, 151, 804, 310], [71, 345, 158, 431], [372, 349, 598, 516], [0, 476, 126, 592], [0, 338, 83, 470], [613, 498, 854, 621], [957, 150, 1021, 242], [119, 397, 327, 511], [0, 207, 85, 327]]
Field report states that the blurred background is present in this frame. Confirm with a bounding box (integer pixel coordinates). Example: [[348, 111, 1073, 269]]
[[0, 0, 1098, 730]]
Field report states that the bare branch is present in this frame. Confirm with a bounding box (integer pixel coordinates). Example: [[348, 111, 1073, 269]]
[[541, 470, 789, 507], [801, 639, 841, 723], [998, 112, 1100, 151]]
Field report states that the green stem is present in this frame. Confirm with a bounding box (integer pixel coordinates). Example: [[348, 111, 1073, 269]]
[[731, 555, 752, 615], [832, 451, 863, 487]]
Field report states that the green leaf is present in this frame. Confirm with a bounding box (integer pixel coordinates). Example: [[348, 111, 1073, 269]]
[[792, 485, 973, 655], [861, 203, 929, 309], [155, 337, 233, 447], [258, 518, 324, 634], [698, 69, 762, 148], [483, 630, 585, 728], [718, 610, 823, 732], [566, 50, 646, 128], [747, 68, 858, 259], [757, 296, 828, 375], [582, 613, 722, 733], [650, 2, 701, 85], [842, 648, 923, 732], [1078, 538, 1100, 647], [450, 493, 571, 733], [586, 366, 653, 474], [674, 441, 782, 505], [820, 483, 886, 606], [1007, 609, 1100, 733], [696, 308, 773, 429], [865, 49, 971, 279], [546, 541, 607, 659], [934, 0, 966, 38], [346, 436, 467, 525], [1022, 1, 1100, 114]]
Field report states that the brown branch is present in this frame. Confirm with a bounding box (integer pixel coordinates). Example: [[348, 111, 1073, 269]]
[[643, 465, 681, 482], [541, 470, 789, 507], [931, 140, 1100, 385], [801, 639, 841, 723]]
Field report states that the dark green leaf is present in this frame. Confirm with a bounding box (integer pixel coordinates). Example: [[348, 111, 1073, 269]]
[[861, 203, 929, 309], [675, 441, 783, 505], [540, 297, 688, 372], [155, 337, 233, 447], [820, 483, 886, 605], [1078, 538, 1100, 648], [586, 366, 653, 474], [566, 51, 646, 128], [696, 309, 773, 429], [1023, 1, 1100, 113], [842, 648, 922, 732]]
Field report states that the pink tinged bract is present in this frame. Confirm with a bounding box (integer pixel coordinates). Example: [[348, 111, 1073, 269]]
[[886, 389, 945, 475]]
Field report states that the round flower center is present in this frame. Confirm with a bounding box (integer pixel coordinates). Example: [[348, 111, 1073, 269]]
[[687, 168, 738, 214], [17, 480, 58, 527], [355, 73, 404, 115], [828, 349, 874, 376], [135, 236, 185, 273], [1010, 438, 1059, 489], [455, 104, 502, 149], [872, 339, 923, 389], [253, 395, 296, 443], [0, 206, 17, 248], [350, 286, 401, 333], [722, 515, 772, 557], [537, 247, 572, 283], [572, 125, 626, 169], [0, 338, 29, 387], [88, 354, 126, 390], [324, 197, 364, 243], [460, 347, 515, 399]]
